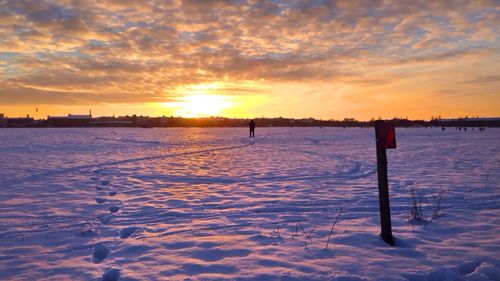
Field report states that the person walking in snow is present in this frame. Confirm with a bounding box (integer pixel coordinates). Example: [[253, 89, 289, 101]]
[[249, 120, 256, 138]]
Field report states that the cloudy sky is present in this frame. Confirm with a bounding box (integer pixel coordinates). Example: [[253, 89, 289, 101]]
[[1, 0, 499, 119]]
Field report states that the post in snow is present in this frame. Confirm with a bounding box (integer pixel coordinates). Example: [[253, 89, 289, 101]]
[[375, 120, 396, 246]]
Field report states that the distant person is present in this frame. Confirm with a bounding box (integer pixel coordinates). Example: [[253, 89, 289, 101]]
[[249, 120, 255, 137]]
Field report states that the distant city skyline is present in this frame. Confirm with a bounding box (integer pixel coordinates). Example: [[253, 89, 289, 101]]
[[3, 110, 499, 129], [1, 1, 499, 120]]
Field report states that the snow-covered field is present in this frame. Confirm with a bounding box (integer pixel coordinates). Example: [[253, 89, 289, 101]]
[[0, 127, 499, 281]]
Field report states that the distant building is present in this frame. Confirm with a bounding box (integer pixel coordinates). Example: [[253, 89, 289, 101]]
[[157, 116, 168, 127], [433, 117, 500, 127], [91, 116, 133, 127], [3, 115, 35, 127], [438, 117, 500, 122], [0, 113, 6, 127], [47, 114, 92, 127], [299, 118, 314, 124]]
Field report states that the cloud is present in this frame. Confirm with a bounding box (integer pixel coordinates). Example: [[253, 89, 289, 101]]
[[0, 0, 498, 110], [463, 75, 500, 85], [0, 82, 172, 105]]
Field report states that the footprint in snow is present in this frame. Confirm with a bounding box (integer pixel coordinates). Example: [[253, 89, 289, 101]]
[[102, 268, 120, 281], [108, 191, 117, 196], [120, 227, 139, 239], [92, 244, 109, 263], [109, 206, 120, 213], [95, 198, 107, 204]]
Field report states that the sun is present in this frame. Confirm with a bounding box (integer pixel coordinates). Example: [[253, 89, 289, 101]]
[[174, 94, 233, 117], [161, 81, 266, 118]]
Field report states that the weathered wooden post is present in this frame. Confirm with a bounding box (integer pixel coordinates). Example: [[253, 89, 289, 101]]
[[375, 120, 396, 246]]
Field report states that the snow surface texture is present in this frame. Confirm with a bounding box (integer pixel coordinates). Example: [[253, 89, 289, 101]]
[[0, 127, 498, 280]]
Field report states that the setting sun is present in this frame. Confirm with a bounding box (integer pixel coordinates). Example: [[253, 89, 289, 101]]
[[173, 94, 233, 117], [160, 81, 268, 118]]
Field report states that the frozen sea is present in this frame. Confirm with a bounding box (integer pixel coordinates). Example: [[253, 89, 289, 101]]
[[0, 127, 499, 281]]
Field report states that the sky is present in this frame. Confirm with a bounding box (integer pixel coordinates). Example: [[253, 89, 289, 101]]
[[0, 0, 499, 120]]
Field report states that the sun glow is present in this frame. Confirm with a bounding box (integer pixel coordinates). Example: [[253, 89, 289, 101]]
[[173, 94, 234, 117], [159, 81, 270, 118]]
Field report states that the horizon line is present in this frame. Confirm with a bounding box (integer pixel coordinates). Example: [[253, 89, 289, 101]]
[[2, 112, 499, 123]]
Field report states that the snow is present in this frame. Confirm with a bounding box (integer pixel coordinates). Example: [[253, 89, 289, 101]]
[[0, 127, 498, 280]]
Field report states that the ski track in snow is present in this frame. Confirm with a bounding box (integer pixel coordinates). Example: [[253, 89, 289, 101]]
[[0, 127, 499, 280]]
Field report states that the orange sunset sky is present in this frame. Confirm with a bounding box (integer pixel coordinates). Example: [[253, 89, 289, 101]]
[[0, 0, 499, 120]]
